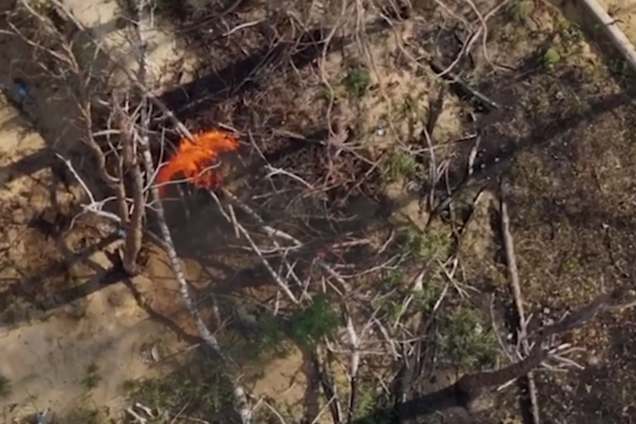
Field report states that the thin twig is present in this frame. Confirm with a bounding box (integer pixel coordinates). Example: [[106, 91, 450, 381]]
[[208, 190, 301, 304]]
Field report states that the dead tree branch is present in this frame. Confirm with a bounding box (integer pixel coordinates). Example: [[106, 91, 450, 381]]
[[6, 0, 254, 420], [10, 0, 144, 274], [114, 94, 145, 274], [126, 0, 252, 421], [500, 183, 540, 424]]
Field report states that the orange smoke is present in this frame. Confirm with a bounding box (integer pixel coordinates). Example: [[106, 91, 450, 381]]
[[155, 129, 239, 196]]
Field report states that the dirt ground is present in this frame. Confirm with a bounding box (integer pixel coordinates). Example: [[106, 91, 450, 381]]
[[2, 0, 636, 423], [0, 89, 195, 423]]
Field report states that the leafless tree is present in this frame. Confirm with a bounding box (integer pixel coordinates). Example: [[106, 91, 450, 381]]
[[1, 0, 148, 275], [1, 0, 255, 421]]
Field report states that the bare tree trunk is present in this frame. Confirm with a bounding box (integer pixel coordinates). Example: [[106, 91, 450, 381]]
[[114, 97, 144, 275], [129, 0, 252, 420]]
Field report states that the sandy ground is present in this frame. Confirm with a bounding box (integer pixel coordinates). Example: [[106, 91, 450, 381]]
[[0, 88, 188, 422], [58, 0, 198, 89], [1, 274, 171, 418], [552, 0, 636, 52], [591, 0, 636, 43], [0, 2, 194, 419], [0, 89, 200, 423]]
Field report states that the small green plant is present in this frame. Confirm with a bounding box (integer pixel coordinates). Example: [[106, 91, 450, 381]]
[[398, 228, 425, 257], [32, 0, 54, 16], [609, 58, 630, 78], [556, 16, 583, 46], [343, 66, 371, 98], [435, 306, 498, 370], [320, 83, 347, 102], [123, 356, 236, 419], [245, 311, 289, 361], [384, 270, 404, 288], [371, 271, 410, 324], [81, 362, 102, 390], [354, 382, 395, 424], [289, 294, 340, 347], [0, 374, 11, 399], [321, 84, 334, 101], [372, 270, 410, 321], [61, 407, 103, 424], [508, 0, 532, 22], [397, 227, 448, 259], [562, 257, 582, 274], [385, 150, 418, 180], [415, 277, 446, 314], [226, 300, 290, 364], [543, 48, 561, 69]]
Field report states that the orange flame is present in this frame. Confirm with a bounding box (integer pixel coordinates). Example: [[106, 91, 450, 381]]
[[156, 129, 239, 196]]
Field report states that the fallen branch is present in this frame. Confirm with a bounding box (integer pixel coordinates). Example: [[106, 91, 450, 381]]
[[310, 351, 344, 424], [500, 182, 540, 424], [114, 94, 145, 275], [342, 306, 361, 424], [578, 0, 636, 72], [208, 189, 302, 304]]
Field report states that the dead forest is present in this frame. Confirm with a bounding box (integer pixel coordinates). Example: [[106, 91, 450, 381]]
[[2, 0, 636, 423]]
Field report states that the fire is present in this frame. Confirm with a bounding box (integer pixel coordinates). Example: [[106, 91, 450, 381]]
[[155, 129, 239, 196]]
